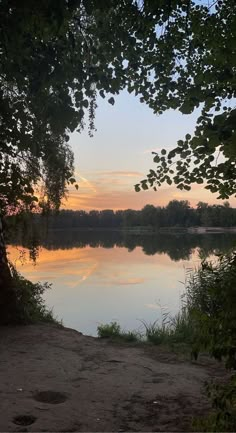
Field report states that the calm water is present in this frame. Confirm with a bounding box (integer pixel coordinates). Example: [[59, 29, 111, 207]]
[[8, 230, 236, 336]]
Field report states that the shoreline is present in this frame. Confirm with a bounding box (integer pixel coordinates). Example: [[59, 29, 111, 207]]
[[46, 225, 236, 234], [0, 322, 228, 432]]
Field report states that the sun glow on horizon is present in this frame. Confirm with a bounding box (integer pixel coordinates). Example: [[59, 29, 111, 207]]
[[65, 92, 236, 212], [63, 173, 236, 211]]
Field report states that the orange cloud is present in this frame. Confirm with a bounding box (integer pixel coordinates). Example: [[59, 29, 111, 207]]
[[63, 186, 173, 210], [74, 171, 97, 193], [63, 172, 236, 211], [107, 277, 146, 286]]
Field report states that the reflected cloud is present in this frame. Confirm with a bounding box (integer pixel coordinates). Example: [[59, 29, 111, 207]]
[[65, 263, 98, 288], [7, 236, 234, 337], [108, 277, 146, 286], [145, 303, 160, 310]]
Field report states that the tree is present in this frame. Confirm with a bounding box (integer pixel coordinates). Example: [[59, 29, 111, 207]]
[[135, 0, 236, 200], [165, 200, 191, 227], [141, 204, 158, 227], [2, 0, 187, 322], [1, 1, 235, 322]]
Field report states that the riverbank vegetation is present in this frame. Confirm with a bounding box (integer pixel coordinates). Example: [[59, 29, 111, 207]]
[[98, 251, 236, 431], [8, 265, 58, 325], [97, 311, 193, 348]]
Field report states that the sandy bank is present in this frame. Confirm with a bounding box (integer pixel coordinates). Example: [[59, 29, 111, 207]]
[[0, 323, 226, 432]]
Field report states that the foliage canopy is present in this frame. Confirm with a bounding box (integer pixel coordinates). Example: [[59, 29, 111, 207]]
[[135, 0, 236, 199], [0, 0, 185, 212], [2, 1, 236, 213]]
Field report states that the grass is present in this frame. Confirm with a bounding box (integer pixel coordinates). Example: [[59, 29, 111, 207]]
[[192, 412, 236, 432], [140, 308, 194, 346], [97, 307, 194, 348], [97, 313, 235, 433], [97, 253, 236, 432], [97, 321, 140, 342]]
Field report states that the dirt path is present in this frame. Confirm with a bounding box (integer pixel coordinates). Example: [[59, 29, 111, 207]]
[[0, 324, 225, 432]]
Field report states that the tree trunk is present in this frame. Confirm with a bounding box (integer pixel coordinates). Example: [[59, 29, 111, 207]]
[[0, 216, 18, 324]]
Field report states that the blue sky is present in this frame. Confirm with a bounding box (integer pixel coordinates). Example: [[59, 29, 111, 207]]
[[64, 90, 236, 210]]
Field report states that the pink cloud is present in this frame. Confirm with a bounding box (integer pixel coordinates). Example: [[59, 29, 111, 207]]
[[63, 177, 236, 211]]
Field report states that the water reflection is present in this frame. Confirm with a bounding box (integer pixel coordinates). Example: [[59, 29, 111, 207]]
[[7, 231, 236, 336], [9, 229, 236, 261]]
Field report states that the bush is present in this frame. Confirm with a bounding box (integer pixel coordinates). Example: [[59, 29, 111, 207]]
[[97, 310, 194, 346], [185, 252, 236, 369], [97, 321, 121, 338], [193, 376, 236, 432], [10, 264, 59, 324], [97, 321, 139, 342], [185, 252, 236, 431]]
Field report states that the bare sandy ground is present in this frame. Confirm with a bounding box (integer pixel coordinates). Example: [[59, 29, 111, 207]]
[[0, 324, 226, 432]]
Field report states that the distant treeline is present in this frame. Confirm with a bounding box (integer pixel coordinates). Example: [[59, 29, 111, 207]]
[[38, 200, 236, 229]]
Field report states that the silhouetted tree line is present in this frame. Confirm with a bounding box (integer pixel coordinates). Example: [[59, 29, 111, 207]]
[[6, 200, 236, 263], [33, 200, 236, 229]]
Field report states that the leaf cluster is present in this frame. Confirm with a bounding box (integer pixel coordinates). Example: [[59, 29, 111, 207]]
[[135, 0, 236, 198], [0, 0, 184, 212], [1, 0, 236, 212]]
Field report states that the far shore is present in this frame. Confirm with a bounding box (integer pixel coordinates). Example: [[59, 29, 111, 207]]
[[47, 225, 236, 234]]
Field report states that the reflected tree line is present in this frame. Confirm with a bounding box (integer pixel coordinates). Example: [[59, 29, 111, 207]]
[[8, 226, 236, 262], [36, 200, 236, 229]]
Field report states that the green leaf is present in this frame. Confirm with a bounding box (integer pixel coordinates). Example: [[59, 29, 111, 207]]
[[69, 177, 76, 184], [153, 155, 160, 163], [141, 181, 148, 190], [108, 97, 115, 105], [99, 90, 105, 99], [82, 100, 89, 108]]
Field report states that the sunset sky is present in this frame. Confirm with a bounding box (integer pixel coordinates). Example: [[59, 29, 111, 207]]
[[64, 90, 236, 211]]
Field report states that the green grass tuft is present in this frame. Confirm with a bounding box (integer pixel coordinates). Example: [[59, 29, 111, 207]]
[[97, 321, 121, 338], [97, 307, 194, 347], [97, 321, 140, 342]]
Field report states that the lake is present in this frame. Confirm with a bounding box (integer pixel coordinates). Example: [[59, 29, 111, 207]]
[[7, 230, 236, 336]]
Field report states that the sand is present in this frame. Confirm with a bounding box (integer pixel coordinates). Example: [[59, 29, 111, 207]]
[[0, 323, 226, 432]]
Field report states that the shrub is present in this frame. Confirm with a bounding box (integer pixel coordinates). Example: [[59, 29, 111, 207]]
[[140, 308, 194, 347], [185, 252, 236, 369], [97, 321, 121, 338], [10, 264, 59, 324], [97, 321, 139, 342], [193, 376, 236, 432], [185, 252, 236, 431]]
